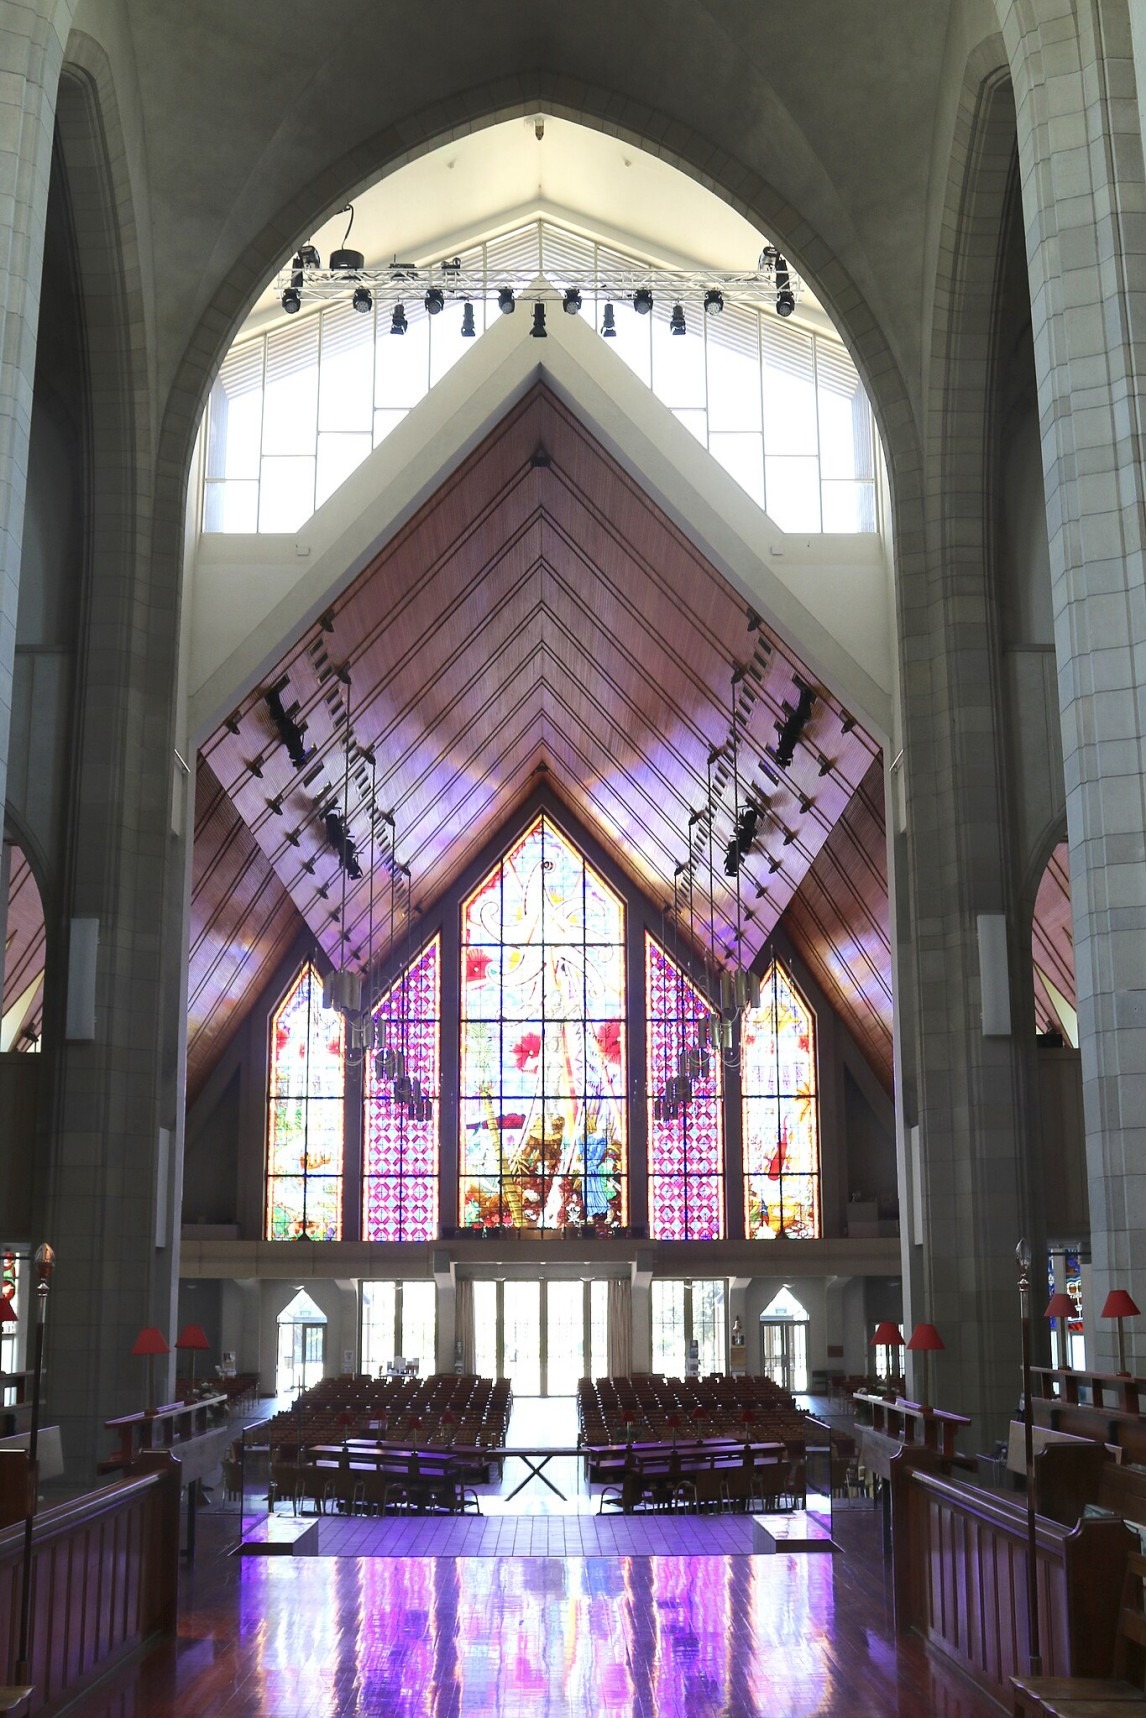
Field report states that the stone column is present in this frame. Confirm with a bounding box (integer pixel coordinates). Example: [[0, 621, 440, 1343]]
[[999, 0, 1146, 1368]]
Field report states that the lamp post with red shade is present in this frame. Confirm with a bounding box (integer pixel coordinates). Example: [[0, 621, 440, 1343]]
[[1101, 1288, 1140, 1377], [905, 1322, 944, 1410], [175, 1323, 210, 1400], [1044, 1292, 1074, 1374]]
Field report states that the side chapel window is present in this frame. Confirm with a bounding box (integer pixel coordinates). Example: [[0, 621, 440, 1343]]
[[266, 964, 344, 1240], [742, 960, 820, 1239]]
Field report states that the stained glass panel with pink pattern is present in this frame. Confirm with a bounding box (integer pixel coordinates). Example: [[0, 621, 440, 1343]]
[[646, 935, 724, 1239], [364, 937, 440, 1242], [742, 961, 820, 1239]]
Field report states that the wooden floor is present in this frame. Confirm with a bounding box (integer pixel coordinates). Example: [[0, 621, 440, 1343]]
[[60, 1509, 1001, 1717]]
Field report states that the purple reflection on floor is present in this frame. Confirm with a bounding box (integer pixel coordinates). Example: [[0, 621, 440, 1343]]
[[238, 1554, 838, 1717]]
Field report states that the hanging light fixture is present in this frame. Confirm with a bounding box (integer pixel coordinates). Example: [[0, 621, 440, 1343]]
[[461, 301, 476, 338], [497, 286, 516, 315], [352, 286, 373, 315], [530, 302, 547, 338], [703, 288, 724, 316], [670, 303, 687, 336], [328, 206, 363, 274], [600, 302, 617, 337], [632, 288, 653, 316], [424, 286, 445, 315], [390, 302, 407, 336], [563, 287, 583, 315]]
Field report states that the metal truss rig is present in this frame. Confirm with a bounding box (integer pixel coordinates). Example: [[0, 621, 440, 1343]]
[[274, 247, 805, 317]]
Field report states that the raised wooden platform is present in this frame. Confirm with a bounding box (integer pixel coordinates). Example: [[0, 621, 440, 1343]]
[[752, 1510, 838, 1553], [233, 1515, 319, 1557]]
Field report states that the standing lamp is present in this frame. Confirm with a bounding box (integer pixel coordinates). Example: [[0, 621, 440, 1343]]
[[1016, 1237, 1041, 1675], [1101, 1289, 1140, 1376], [871, 1321, 904, 1392], [905, 1323, 944, 1410], [0, 1295, 16, 1335], [175, 1324, 210, 1399], [131, 1326, 170, 1414], [1044, 1292, 1075, 1374]]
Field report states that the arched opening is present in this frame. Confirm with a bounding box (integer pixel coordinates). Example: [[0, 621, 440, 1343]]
[[758, 1284, 809, 1393], [1, 841, 46, 1053], [275, 1287, 328, 1396]]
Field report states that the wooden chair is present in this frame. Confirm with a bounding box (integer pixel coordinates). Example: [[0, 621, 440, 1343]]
[[1012, 1551, 1146, 1714]]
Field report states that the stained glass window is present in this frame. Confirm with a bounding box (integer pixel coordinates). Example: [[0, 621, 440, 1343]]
[[742, 961, 820, 1239], [364, 937, 440, 1241], [646, 936, 724, 1238], [460, 814, 627, 1232], [266, 964, 344, 1239]]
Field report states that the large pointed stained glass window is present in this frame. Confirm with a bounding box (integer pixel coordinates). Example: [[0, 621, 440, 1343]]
[[364, 937, 440, 1241], [460, 814, 627, 1232], [742, 961, 820, 1239], [646, 936, 724, 1238], [266, 964, 344, 1240]]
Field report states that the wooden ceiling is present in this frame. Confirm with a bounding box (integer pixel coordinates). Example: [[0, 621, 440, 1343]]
[[191, 385, 890, 1094]]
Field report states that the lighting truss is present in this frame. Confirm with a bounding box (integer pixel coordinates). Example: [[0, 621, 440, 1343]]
[[273, 247, 805, 316]]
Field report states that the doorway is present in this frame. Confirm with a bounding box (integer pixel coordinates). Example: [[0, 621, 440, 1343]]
[[472, 1278, 608, 1395], [276, 1288, 328, 1395], [759, 1285, 810, 1394]]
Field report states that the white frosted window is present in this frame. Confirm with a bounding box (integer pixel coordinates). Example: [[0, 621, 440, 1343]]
[[765, 455, 822, 533], [262, 323, 319, 456], [202, 219, 877, 536]]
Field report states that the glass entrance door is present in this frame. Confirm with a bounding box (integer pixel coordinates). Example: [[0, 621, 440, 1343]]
[[760, 1319, 808, 1394], [468, 1279, 607, 1395], [277, 1321, 326, 1395]]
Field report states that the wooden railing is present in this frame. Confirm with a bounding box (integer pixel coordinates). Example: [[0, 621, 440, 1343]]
[[891, 1456, 1134, 1706], [0, 1451, 181, 1713], [101, 1393, 228, 1472], [851, 1392, 970, 1462], [1032, 1365, 1146, 1413]]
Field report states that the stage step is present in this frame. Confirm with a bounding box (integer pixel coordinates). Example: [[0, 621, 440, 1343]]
[[233, 1515, 319, 1557], [753, 1511, 838, 1553]]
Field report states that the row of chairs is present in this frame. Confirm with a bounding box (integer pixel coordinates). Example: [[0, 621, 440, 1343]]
[[579, 1374, 809, 1447], [260, 1374, 512, 1455]]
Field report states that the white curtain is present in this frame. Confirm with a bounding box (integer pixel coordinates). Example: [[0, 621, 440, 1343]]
[[608, 1279, 632, 1378], [455, 1278, 476, 1374]]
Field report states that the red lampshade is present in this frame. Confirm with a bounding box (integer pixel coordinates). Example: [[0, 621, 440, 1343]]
[[130, 1326, 170, 1357], [906, 1322, 944, 1352], [175, 1323, 210, 1352], [871, 1321, 904, 1347], [1101, 1290, 1140, 1320], [0, 1298, 17, 1325], [1044, 1293, 1075, 1320]]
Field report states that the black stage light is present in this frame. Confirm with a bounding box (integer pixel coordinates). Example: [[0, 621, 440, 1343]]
[[704, 288, 724, 315], [330, 247, 365, 273], [601, 302, 617, 337], [633, 288, 653, 315], [297, 243, 321, 270], [670, 302, 686, 336], [352, 285, 372, 314], [775, 255, 795, 317], [461, 301, 476, 337], [530, 302, 547, 338], [497, 286, 516, 315], [281, 285, 301, 314], [425, 286, 445, 315], [563, 287, 582, 315], [390, 302, 407, 335]]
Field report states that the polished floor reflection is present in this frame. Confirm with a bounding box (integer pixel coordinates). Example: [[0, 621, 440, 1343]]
[[64, 1513, 998, 1718]]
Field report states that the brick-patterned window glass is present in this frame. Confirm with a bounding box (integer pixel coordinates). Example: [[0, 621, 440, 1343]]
[[363, 938, 440, 1241], [266, 964, 344, 1240], [646, 935, 724, 1238]]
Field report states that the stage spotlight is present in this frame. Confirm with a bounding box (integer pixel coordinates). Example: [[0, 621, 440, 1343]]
[[425, 287, 445, 315], [775, 256, 795, 317], [330, 247, 365, 273], [670, 302, 686, 336], [497, 286, 516, 315], [390, 302, 407, 335], [281, 284, 301, 314], [530, 302, 547, 338], [461, 301, 476, 337], [704, 288, 724, 315], [601, 302, 617, 337], [352, 286, 372, 314], [297, 244, 321, 270], [563, 287, 582, 315], [633, 288, 653, 315]]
